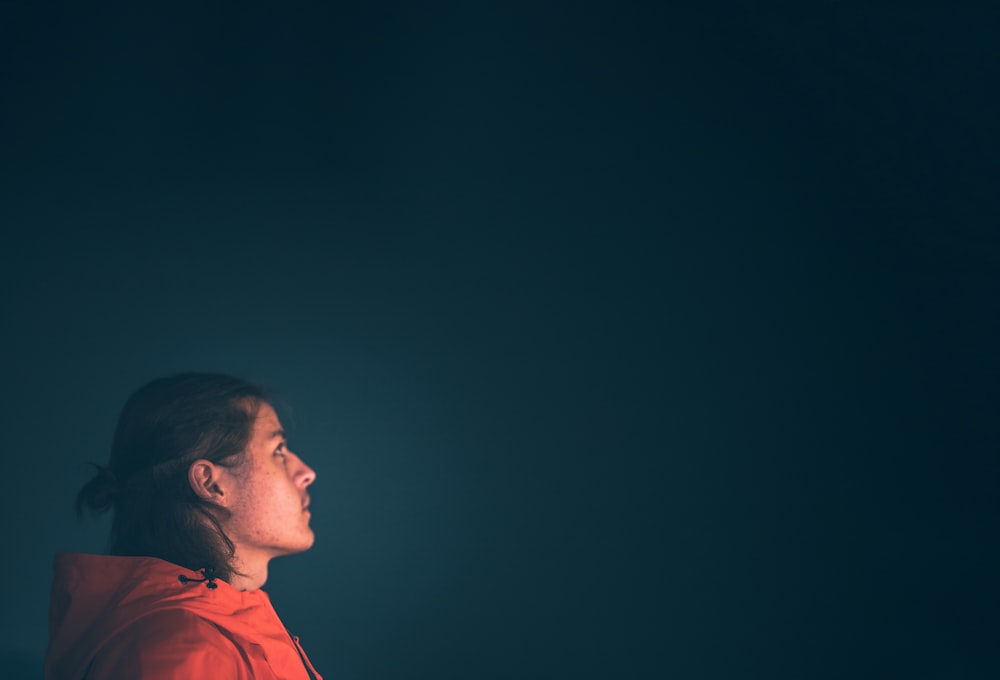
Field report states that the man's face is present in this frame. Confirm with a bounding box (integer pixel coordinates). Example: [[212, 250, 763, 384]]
[[222, 402, 317, 563]]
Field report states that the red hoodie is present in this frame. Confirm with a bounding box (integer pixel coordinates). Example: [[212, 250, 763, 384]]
[[45, 553, 323, 679]]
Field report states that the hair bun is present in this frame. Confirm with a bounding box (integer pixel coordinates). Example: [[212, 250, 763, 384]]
[[76, 465, 124, 515]]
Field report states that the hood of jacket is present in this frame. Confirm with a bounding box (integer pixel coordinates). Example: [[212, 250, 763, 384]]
[[46, 552, 318, 680]]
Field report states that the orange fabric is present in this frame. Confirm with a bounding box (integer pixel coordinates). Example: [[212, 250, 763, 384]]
[[45, 553, 323, 680]]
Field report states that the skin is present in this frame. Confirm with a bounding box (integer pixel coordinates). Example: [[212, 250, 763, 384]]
[[189, 402, 317, 591]]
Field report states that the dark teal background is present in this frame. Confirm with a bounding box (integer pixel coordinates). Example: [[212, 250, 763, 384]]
[[1, 4, 997, 678]]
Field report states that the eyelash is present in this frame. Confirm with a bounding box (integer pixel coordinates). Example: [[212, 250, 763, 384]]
[[275, 444, 287, 458]]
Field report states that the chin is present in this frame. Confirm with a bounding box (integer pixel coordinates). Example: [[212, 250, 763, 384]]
[[297, 531, 316, 552]]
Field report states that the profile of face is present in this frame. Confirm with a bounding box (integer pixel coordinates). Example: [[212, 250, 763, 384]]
[[218, 402, 317, 563]]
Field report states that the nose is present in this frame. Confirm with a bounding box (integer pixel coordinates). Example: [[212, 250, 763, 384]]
[[297, 456, 317, 487]]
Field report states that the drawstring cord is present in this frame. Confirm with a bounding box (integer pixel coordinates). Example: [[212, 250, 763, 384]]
[[287, 630, 320, 680], [177, 566, 219, 589]]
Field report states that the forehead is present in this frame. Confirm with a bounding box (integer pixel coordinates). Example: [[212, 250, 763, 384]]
[[252, 403, 284, 438]]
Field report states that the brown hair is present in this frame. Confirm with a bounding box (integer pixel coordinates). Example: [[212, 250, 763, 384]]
[[76, 373, 269, 581]]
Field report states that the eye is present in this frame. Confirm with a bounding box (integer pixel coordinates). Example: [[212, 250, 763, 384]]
[[275, 443, 287, 459]]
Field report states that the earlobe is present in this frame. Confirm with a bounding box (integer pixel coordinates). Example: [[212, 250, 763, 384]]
[[188, 460, 226, 505]]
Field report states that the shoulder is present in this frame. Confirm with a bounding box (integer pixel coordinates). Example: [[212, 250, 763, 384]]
[[89, 608, 250, 680]]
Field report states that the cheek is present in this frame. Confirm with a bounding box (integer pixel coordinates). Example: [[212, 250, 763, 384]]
[[241, 470, 297, 514]]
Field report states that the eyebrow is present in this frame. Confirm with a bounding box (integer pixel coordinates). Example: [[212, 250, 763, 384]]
[[270, 429, 286, 440]]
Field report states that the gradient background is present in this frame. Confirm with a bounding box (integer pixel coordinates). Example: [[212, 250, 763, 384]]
[[1, 4, 997, 679]]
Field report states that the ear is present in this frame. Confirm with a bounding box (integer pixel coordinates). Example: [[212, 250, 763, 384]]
[[188, 460, 232, 506]]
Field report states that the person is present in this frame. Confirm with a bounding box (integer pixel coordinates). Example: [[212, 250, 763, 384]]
[[44, 373, 323, 679]]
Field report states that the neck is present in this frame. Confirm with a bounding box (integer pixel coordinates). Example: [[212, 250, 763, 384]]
[[226, 551, 270, 591]]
